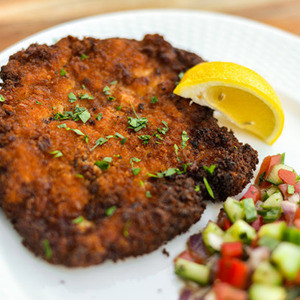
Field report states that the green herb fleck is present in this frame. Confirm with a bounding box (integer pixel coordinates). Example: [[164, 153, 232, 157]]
[[43, 239, 52, 259], [174, 144, 180, 162], [146, 191, 152, 198], [57, 123, 68, 129], [258, 172, 266, 186], [115, 132, 127, 144], [36, 101, 43, 105], [181, 131, 189, 149], [103, 86, 110, 95], [195, 185, 200, 192], [95, 113, 103, 121], [95, 159, 110, 171], [128, 116, 148, 132], [90, 137, 108, 151], [150, 96, 158, 104], [72, 216, 85, 224], [203, 177, 214, 199], [50, 150, 63, 158], [53, 105, 90, 123], [140, 180, 144, 187], [147, 164, 190, 178], [83, 134, 89, 143], [123, 220, 131, 237], [139, 135, 151, 144], [108, 96, 116, 101], [60, 69, 66, 76], [68, 92, 77, 103], [130, 157, 141, 167], [110, 80, 118, 85], [75, 174, 84, 179], [106, 206, 117, 217], [79, 93, 94, 100], [82, 84, 86, 90], [71, 128, 85, 136], [79, 110, 90, 123], [0, 94, 5, 102], [116, 105, 122, 111], [132, 167, 141, 175], [178, 72, 184, 80], [80, 54, 89, 60], [234, 145, 238, 150], [203, 165, 216, 175]]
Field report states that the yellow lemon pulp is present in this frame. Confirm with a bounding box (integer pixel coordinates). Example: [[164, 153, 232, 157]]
[[173, 62, 284, 145]]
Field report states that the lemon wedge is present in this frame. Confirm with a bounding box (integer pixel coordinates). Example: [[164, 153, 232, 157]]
[[174, 62, 284, 145]]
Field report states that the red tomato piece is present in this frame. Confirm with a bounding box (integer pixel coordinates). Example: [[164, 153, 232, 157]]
[[278, 169, 296, 185], [224, 218, 232, 230], [295, 207, 300, 220], [216, 257, 249, 289], [241, 185, 261, 204], [221, 242, 243, 258], [294, 219, 300, 229], [214, 282, 248, 300], [175, 250, 195, 263]]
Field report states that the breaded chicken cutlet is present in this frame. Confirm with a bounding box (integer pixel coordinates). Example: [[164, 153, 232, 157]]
[[0, 34, 258, 267]]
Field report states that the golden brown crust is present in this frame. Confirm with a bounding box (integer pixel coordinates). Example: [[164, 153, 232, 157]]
[[0, 34, 258, 266]]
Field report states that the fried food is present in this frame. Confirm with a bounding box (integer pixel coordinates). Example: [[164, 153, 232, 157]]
[[0, 34, 258, 266]]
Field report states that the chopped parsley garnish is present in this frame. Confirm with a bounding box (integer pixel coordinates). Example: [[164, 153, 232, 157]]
[[49, 150, 63, 158], [178, 72, 184, 80], [258, 172, 266, 186], [132, 167, 141, 175], [130, 157, 141, 167], [174, 144, 180, 162], [72, 216, 85, 224], [110, 80, 118, 85], [148, 163, 191, 178], [234, 145, 238, 150], [153, 121, 168, 141], [53, 105, 90, 123], [36, 101, 43, 105], [103, 86, 110, 95], [83, 134, 89, 143], [108, 96, 116, 101], [203, 165, 216, 175], [106, 206, 117, 217], [82, 84, 86, 89], [128, 100, 148, 132], [195, 185, 200, 192], [140, 180, 144, 187], [43, 239, 52, 259], [115, 132, 127, 144], [79, 93, 94, 100], [95, 157, 112, 171], [95, 113, 103, 121], [75, 174, 84, 179], [153, 131, 163, 140], [57, 123, 68, 129], [150, 96, 158, 104], [80, 54, 89, 60], [116, 105, 122, 111], [68, 93, 77, 103], [123, 220, 131, 237], [203, 177, 214, 199], [139, 135, 151, 144], [60, 69, 66, 76], [146, 191, 152, 198], [181, 131, 189, 149], [71, 128, 85, 136], [0, 94, 5, 102], [90, 137, 109, 151]]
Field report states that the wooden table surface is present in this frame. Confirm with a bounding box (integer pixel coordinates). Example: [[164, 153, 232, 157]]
[[0, 0, 299, 51]]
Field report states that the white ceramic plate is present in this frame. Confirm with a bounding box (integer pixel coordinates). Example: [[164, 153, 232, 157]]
[[0, 9, 299, 300]]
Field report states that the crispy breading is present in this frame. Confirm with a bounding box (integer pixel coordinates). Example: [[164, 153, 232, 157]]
[[0, 34, 258, 266]]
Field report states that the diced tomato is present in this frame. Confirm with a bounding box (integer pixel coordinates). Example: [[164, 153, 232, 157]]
[[295, 207, 300, 220], [255, 154, 282, 187], [278, 169, 296, 185], [251, 215, 264, 232], [221, 242, 243, 258], [174, 250, 195, 263], [294, 219, 300, 229], [241, 185, 261, 204], [214, 282, 247, 300], [224, 218, 232, 230], [216, 257, 249, 289], [295, 181, 300, 193]]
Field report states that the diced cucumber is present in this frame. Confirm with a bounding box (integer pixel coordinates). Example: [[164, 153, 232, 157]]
[[223, 197, 245, 223], [271, 242, 300, 280], [258, 221, 287, 240], [202, 222, 224, 253], [174, 258, 210, 285], [258, 236, 280, 251], [283, 227, 300, 245], [262, 186, 279, 201], [266, 164, 294, 185], [252, 261, 282, 286], [261, 192, 283, 209], [242, 198, 258, 223], [226, 219, 257, 244], [249, 284, 286, 300], [258, 208, 282, 223]]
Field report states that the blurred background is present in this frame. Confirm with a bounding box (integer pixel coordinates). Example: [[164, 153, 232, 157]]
[[0, 0, 299, 51]]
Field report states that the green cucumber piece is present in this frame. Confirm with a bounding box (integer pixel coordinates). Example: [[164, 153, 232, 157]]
[[249, 284, 286, 300], [261, 192, 283, 209], [175, 258, 210, 285], [226, 219, 257, 244], [258, 208, 282, 223], [283, 227, 300, 245], [271, 242, 300, 280], [258, 236, 280, 251], [202, 222, 224, 253], [258, 221, 287, 240], [223, 197, 244, 223], [252, 261, 283, 286], [262, 186, 279, 201], [266, 164, 294, 185], [242, 198, 258, 223]]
